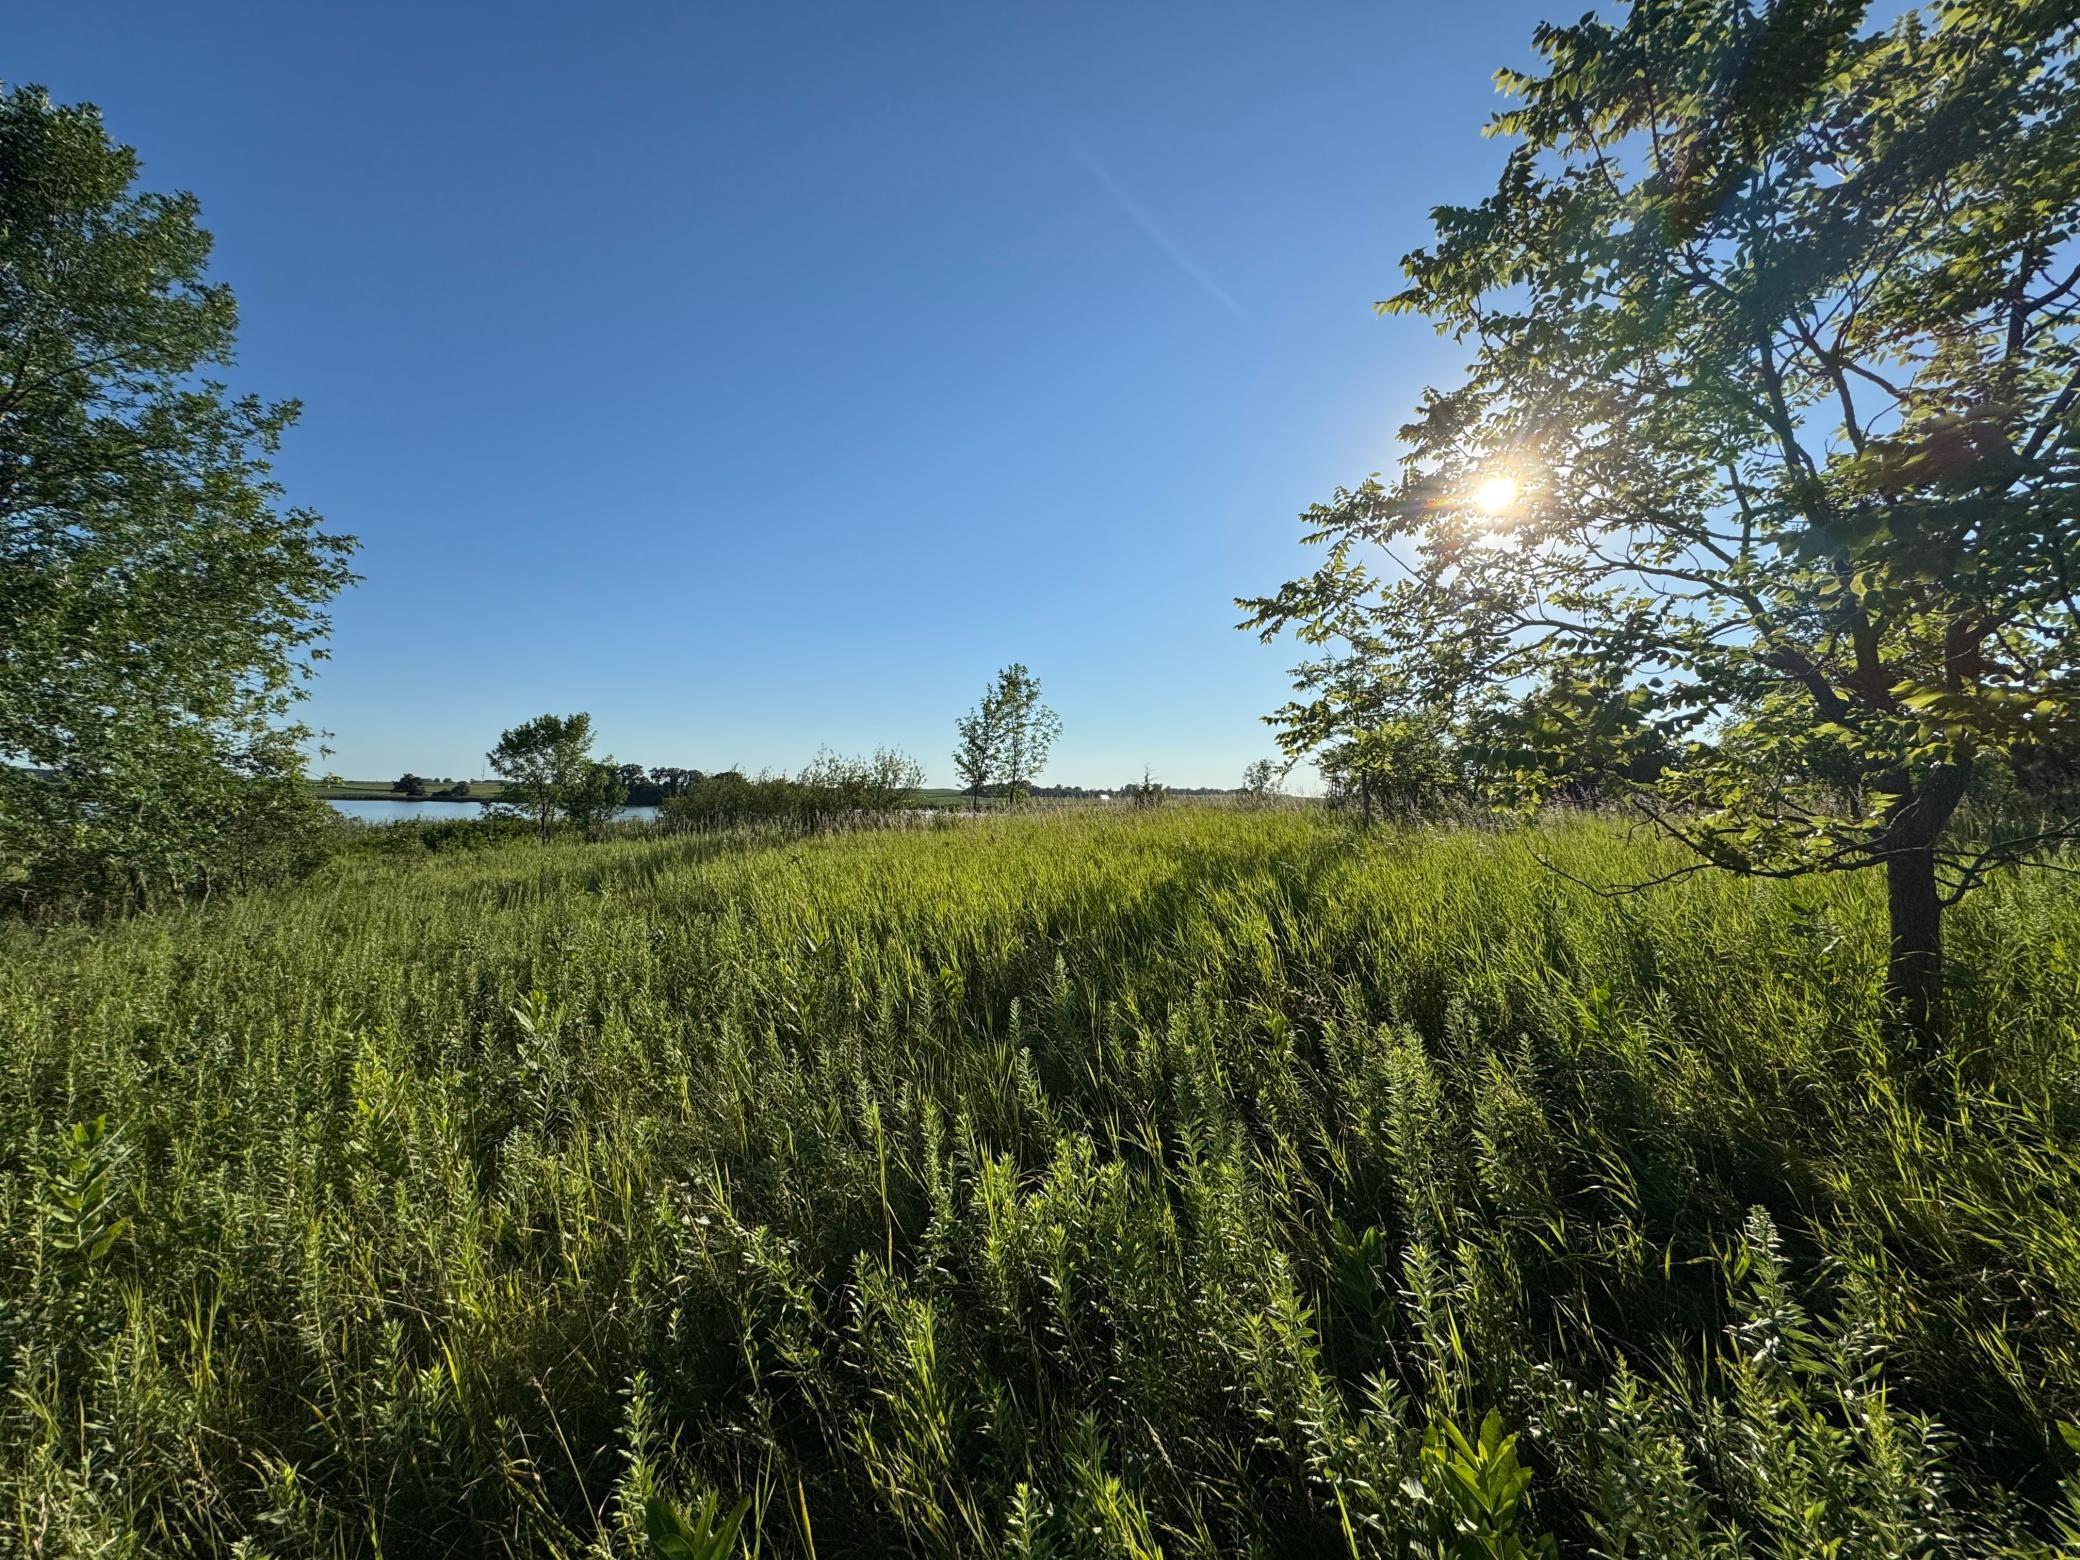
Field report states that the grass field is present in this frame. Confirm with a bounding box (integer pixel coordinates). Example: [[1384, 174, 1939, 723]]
[[3, 808, 2079, 1556]]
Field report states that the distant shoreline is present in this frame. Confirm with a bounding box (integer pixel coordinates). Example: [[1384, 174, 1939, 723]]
[[310, 780, 504, 802], [310, 780, 1245, 806]]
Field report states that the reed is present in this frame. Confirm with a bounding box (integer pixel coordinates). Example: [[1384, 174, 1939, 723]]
[[2, 808, 2076, 1556]]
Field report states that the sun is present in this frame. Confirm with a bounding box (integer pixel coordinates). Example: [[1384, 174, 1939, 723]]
[[1471, 474, 1520, 516]]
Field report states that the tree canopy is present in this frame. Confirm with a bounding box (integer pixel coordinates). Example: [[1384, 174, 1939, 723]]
[[952, 664, 1062, 808], [485, 713, 603, 841], [0, 86, 356, 914], [1242, 0, 2080, 1039]]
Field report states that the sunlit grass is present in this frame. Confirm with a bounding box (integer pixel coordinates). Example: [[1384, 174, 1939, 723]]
[[1, 807, 2077, 1554]]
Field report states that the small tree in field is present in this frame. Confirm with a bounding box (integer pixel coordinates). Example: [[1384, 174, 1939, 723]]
[[1243, 1, 2080, 1046], [1124, 766, 1168, 809], [1240, 758, 1290, 808], [952, 693, 1002, 812], [486, 713, 597, 842], [993, 664, 1062, 805], [954, 665, 1062, 809]]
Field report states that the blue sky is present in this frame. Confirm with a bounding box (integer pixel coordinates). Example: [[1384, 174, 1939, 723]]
[[16, 2, 1552, 787]]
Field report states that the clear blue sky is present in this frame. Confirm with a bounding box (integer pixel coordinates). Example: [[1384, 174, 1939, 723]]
[[16, 2, 1552, 787]]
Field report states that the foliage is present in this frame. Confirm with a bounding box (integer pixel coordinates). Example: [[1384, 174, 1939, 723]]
[[1239, 758, 1290, 808], [1122, 765, 1168, 809], [1, 808, 2077, 1553], [1322, 717, 1466, 822], [955, 666, 1062, 810], [0, 85, 357, 918], [645, 767, 706, 802], [485, 712, 602, 841], [660, 748, 925, 834], [995, 664, 1063, 803], [563, 759, 630, 835], [644, 1492, 750, 1560], [1240, 0, 2080, 1040], [953, 688, 1003, 812]]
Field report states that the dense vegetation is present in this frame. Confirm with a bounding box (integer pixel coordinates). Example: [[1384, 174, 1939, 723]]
[[4, 807, 2079, 1556], [1244, 0, 2080, 1040], [0, 86, 354, 920]]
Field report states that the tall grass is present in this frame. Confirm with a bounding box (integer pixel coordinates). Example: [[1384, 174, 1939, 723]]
[[2, 808, 2078, 1555]]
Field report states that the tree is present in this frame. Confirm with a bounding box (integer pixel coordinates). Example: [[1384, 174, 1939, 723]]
[[952, 690, 1003, 812], [1323, 719, 1465, 823], [646, 766, 703, 800], [862, 747, 926, 818], [954, 666, 1061, 809], [560, 758, 627, 834], [0, 87, 357, 915], [992, 664, 1062, 804], [1240, 757, 1290, 808], [394, 773, 428, 799], [486, 713, 598, 842], [1241, 2, 2080, 1045]]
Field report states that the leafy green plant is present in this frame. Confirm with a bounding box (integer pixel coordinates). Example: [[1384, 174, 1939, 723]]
[[1412, 1411, 1556, 1560], [42, 1116, 131, 1266], [644, 1492, 749, 1560]]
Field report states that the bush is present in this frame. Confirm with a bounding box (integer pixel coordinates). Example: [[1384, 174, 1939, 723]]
[[661, 748, 924, 833], [2, 767, 345, 919]]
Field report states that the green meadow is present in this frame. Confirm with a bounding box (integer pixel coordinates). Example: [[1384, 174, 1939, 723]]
[[4, 808, 2079, 1556]]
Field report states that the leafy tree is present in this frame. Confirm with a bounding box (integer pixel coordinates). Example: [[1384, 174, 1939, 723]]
[[993, 664, 1062, 805], [861, 747, 926, 817], [1323, 718, 1465, 822], [652, 766, 703, 798], [952, 689, 1002, 812], [0, 86, 357, 915], [486, 713, 597, 842], [1240, 757, 1292, 808], [560, 758, 627, 834], [954, 666, 1061, 808], [1242, 1, 2080, 1043], [393, 773, 428, 799]]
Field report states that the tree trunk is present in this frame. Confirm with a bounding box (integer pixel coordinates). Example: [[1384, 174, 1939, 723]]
[[1876, 757, 1971, 1054], [1884, 843, 1943, 1048]]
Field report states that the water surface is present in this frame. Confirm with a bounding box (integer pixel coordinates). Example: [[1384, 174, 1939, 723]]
[[328, 799, 661, 824]]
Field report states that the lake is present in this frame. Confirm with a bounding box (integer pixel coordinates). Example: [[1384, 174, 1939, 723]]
[[328, 799, 663, 824]]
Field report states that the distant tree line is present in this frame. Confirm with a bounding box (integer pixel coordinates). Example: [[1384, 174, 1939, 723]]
[[474, 712, 929, 839], [392, 774, 473, 800]]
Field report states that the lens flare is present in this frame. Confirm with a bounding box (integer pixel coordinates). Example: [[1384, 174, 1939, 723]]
[[1472, 475, 1519, 516]]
